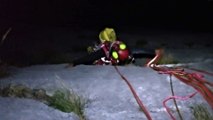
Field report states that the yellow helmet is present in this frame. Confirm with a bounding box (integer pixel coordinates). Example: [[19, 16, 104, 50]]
[[99, 28, 117, 43]]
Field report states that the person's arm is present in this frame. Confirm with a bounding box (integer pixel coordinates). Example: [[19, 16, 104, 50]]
[[131, 48, 156, 59], [72, 48, 106, 66]]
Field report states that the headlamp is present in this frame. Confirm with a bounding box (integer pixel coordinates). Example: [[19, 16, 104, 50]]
[[112, 51, 119, 59], [119, 43, 126, 50]]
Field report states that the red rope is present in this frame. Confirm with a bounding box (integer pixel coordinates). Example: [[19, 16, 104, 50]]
[[185, 67, 213, 76], [163, 92, 198, 120], [114, 66, 152, 120], [147, 49, 213, 119], [112, 49, 212, 120], [173, 73, 213, 108]]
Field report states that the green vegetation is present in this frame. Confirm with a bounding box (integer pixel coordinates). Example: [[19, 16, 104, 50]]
[[190, 104, 213, 120], [49, 90, 87, 120], [0, 84, 87, 120], [157, 53, 179, 64]]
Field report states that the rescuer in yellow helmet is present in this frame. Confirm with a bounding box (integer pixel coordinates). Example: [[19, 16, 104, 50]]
[[99, 27, 117, 43], [87, 27, 117, 53], [65, 27, 134, 67]]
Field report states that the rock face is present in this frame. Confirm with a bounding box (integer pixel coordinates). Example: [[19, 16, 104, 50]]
[[0, 64, 212, 120], [0, 97, 80, 120]]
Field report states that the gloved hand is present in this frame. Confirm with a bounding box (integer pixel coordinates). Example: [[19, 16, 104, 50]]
[[87, 46, 94, 54]]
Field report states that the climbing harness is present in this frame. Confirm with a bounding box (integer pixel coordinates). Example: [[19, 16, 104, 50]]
[[96, 41, 133, 65]]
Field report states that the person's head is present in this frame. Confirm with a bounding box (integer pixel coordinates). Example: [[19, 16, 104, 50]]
[[99, 27, 117, 43]]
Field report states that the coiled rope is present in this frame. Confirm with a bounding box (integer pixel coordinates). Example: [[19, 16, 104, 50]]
[[113, 49, 212, 120], [147, 49, 213, 120]]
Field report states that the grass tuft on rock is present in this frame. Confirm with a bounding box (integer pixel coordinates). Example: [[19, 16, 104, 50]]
[[0, 84, 87, 120], [190, 104, 213, 120], [48, 90, 87, 120]]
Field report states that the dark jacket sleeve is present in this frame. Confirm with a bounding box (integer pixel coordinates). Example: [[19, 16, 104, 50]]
[[72, 49, 105, 66], [131, 48, 155, 59]]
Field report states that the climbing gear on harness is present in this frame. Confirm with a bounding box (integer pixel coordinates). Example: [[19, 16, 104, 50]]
[[109, 41, 131, 63], [92, 40, 133, 65]]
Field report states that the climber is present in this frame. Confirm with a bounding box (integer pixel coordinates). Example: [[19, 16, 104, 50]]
[[68, 27, 134, 66], [66, 27, 157, 67]]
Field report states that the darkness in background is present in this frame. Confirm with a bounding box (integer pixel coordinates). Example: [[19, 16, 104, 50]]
[[0, 0, 212, 65], [0, 0, 212, 29]]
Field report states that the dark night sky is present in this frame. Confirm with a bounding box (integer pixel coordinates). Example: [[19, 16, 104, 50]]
[[0, 0, 213, 65], [0, 0, 212, 30]]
